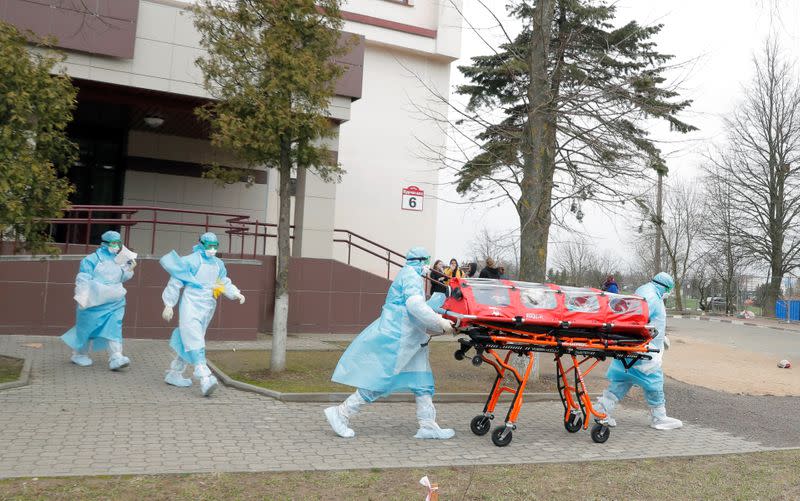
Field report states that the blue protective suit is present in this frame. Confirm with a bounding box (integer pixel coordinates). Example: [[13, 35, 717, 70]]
[[61, 244, 133, 353], [605, 274, 671, 406], [160, 244, 240, 364], [332, 251, 444, 400]]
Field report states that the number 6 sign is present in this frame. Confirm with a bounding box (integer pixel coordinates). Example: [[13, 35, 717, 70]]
[[401, 185, 424, 211]]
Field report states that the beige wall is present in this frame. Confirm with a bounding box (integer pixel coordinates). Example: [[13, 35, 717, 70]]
[[334, 43, 452, 277], [123, 130, 269, 256], [47, 0, 462, 274]]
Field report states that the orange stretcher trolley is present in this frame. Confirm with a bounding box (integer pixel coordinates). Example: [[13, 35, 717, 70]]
[[436, 277, 658, 447]]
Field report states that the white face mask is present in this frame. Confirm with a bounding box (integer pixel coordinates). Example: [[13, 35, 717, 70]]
[[205, 248, 217, 258], [107, 245, 121, 254], [421, 264, 430, 277]]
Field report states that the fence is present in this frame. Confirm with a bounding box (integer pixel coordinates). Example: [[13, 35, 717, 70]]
[[663, 272, 800, 322], [2, 205, 406, 278]]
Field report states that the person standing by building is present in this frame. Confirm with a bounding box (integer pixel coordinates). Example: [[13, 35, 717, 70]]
[[324, 247, 456, 440], [444, 258, 464, 282], [160, 232, 245, 397], [479, 258, 502, 279], [429, 259, 449, 295], [61, 230, 135, 370]]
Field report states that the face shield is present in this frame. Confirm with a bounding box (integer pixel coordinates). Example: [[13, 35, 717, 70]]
[[104, 240, 122, 254], [407, 255, 431, 276], [202, 241, 219, 257]]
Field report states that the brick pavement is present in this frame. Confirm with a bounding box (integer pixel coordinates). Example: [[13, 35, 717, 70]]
[[0, 335, 772, 479]]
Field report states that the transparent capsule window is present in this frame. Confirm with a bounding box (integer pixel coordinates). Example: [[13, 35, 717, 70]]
[[564, 292, 600, 312], [607, 295, 644, 315], [470, 283, 511, 307], [516, 285, 558, 310]]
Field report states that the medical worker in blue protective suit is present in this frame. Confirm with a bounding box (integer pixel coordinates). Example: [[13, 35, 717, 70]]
[[61, 230, 135, 370], [595, 272, 683, 430], [160, 232, 245, 397], [324, 247, 457, 439]]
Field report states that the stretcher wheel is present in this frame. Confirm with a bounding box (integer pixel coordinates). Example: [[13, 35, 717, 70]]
[[591, 423, 610, 443], [454, 350, 465, 361], [471, 355, 483, 367], [491, 426, 513, 447], [470, 415, 491, 436], [564, 412, 583, 433]]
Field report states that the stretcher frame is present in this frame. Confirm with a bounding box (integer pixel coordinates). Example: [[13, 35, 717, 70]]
[[435, 278, 657, 447]]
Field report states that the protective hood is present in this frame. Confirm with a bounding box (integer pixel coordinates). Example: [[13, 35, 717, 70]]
[[651, 272, 674, 297], [405, 246, 430, 276]]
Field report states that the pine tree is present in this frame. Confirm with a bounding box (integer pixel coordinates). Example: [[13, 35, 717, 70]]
[[455, 0, 695, 281]]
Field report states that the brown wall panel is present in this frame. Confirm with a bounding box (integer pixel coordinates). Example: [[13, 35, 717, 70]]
[[0, 282, 45, 325], [0, 255, 391, 337], [0, 260, 48, 282], [0, 0, 139, 58], [42, 283, 77, 324]]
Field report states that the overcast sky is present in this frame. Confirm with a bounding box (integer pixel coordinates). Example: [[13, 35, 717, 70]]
[[434, 0, 800, 267]]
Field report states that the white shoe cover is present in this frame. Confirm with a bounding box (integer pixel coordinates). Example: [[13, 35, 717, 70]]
[[650, 406, 683, 430], [414, 395, 455, 440], [70, 354, 93, 367], [650, 415, 683, 430], [324, 406, 355, 438], [165, 370, 192, 387], [109, 354, 130, 371], [414, 426, 455, 440], [596, 390, 618, 427], [200, 375, 218, 397]]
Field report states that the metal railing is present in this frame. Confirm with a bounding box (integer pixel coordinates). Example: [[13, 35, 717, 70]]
[[333, 228, 405, 278], [17, 205, 404, 278]]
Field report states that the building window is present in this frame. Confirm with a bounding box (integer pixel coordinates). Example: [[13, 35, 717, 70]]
[[380, 0, 414, 5]]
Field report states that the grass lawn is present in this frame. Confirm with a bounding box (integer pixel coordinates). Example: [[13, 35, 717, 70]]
[[0, 355, 23, 384], [206, 342, 586, 394], [1, 450, 798, 500]]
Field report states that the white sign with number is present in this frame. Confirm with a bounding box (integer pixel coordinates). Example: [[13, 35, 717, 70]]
[[401, 185, 424, 211]]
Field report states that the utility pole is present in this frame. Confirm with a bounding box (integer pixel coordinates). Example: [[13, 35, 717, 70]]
[[654, 167, 664, 274], [650, 155, 667, 275]]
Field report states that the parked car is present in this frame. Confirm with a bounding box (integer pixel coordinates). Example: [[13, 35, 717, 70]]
[[704, 297, 728, 311]]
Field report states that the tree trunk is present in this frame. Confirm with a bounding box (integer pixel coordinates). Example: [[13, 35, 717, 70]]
[[673, 279, 683, 312], [724, 267, 735, 315], [764, 267, 782, 318], [518, 0, 556, 283], [270, 137, 292, 373]]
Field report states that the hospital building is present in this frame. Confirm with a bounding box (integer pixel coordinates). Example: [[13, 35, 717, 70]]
[[0, 0, 463, 337]]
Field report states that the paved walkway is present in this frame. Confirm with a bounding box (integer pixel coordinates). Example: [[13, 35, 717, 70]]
[[0, 335, 772, 479]]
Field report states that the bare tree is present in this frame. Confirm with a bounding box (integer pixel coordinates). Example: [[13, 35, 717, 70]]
[[707, 41, 800, 316], [551, 238, 620, 288], [659, 180, 704, 311], [634, 178, 704, 310], [467, 227, 520, 278], [700, 165, 748, 314], [688, 258, 713, 311]]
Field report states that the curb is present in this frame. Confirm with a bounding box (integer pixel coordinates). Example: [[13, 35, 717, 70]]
[[0, 356, 31, 392], [207, 360, 564, 403], [669, 314, 800, 333]]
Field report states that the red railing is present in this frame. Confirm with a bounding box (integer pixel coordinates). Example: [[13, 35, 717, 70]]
[[25, 205, 404, 278]]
